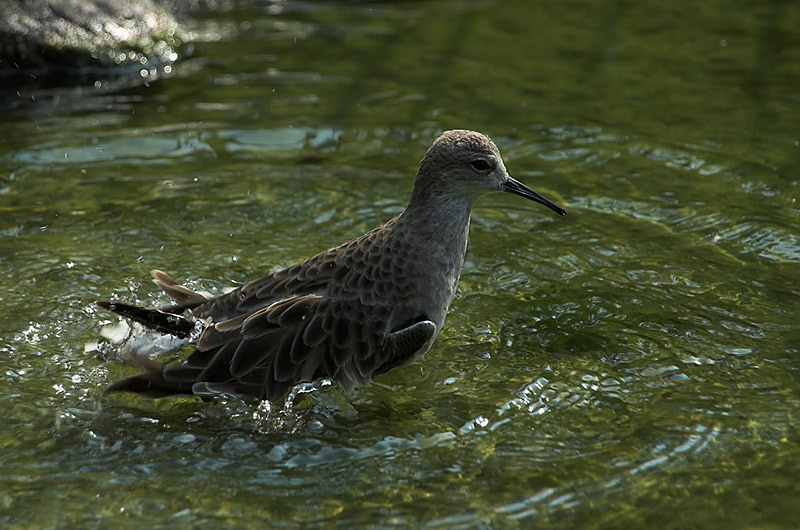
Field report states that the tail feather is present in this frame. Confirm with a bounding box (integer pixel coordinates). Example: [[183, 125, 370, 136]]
[[103, 340, 199, 399], [105, 374, 196, 398], [97, 271, 214, 399], [151, 270, 208, 311], [96, 300, 194, 338]]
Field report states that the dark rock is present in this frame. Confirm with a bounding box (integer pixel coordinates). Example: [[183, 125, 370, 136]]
[[0, 0, 184, 81]]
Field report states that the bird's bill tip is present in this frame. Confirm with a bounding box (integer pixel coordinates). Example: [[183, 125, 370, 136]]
[[502, 177, 566, 216]]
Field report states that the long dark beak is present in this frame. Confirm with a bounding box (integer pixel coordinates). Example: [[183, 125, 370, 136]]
[[502, 177, 566, 216]]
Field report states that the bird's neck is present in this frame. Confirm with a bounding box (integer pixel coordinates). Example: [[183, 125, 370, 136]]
[[388, 190, 475, 330], [394, 190, 477, 290], [400, 190, 476, 251]]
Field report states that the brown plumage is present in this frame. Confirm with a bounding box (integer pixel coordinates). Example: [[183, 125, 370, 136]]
[[97, 130, 565, 401]]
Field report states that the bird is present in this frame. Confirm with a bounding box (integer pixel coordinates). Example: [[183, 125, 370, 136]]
[[96, 129, 566, 401]]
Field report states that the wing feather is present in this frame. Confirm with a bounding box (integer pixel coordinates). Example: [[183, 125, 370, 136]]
[[301, 312, 327, 348], [106, 284, 437, 401]]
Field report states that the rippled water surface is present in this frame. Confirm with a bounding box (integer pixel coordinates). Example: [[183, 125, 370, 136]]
[[2, 1, 799, 528]]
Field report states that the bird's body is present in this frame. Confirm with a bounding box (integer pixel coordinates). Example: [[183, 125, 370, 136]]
[[98, 130, 565, 401]]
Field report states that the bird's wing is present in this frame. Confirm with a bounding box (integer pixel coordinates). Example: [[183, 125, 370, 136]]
[[158, 217, 401, 322], [156, 293, 436, 401], [149, 265, 328, 321], [194, 258, 332, 321]]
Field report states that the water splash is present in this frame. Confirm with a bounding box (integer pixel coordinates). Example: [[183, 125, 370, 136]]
[[253, 378, 333, 433]]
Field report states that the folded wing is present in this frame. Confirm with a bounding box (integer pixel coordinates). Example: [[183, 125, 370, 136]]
[[106, 293, 436, 401]]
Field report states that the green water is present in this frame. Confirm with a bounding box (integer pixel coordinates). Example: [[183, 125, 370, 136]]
[[2, 0, 799, 528]]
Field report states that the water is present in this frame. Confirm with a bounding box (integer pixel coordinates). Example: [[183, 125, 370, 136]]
[[1, 0, 799, 528]]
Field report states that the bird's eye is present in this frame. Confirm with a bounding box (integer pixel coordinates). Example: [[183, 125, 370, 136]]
[[470, 159, 492, 172]]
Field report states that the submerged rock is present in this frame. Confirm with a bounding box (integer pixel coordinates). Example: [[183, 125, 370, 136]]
[[0, 0, 184, 81]]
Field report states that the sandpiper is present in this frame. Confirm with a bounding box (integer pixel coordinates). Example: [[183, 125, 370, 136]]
[[97, 129, 565, 401]]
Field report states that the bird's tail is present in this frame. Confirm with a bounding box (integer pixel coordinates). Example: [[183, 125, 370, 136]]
[[96, 270, 217, 399], [95, 300, 195, 338], [104, 370, 197, 398]]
